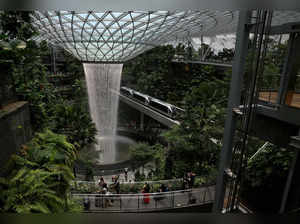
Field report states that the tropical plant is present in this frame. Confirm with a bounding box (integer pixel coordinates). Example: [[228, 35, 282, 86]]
[[0, 130, 82, 213], [129, 143, 155, 169], [51, 103, 96, 149], [238, 143, 295, 212], [162, 74, 228, 178], [0, 167, 65, 213]]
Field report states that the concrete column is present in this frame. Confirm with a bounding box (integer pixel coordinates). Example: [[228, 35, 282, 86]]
[[140, 112, 144, 131], [213, 10, 252, 212]]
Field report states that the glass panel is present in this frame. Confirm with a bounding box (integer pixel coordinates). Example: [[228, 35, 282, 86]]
[[284, 34, 300, 108], [32, 11, 300, 62], [258, 34, 288, 104]]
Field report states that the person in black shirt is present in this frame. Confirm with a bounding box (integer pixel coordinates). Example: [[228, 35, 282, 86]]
[[124, 168, 128, 182], [143, 182, 150, 193]]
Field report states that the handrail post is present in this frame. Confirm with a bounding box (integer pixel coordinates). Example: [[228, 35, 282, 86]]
[[138, 195, 140, 211], [172, 192, 175, 208], [120, 195, 122, 211]]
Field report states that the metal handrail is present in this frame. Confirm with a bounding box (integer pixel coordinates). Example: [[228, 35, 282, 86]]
[[72, 185, 215, 212], [72, 188, 193, 197], [73, 177, 185, 185]]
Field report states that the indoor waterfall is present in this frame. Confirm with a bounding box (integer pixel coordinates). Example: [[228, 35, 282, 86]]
[[83, 63, 123, 164]]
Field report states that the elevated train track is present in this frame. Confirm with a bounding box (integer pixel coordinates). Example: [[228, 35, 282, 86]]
[[114, 87, 184, 128]]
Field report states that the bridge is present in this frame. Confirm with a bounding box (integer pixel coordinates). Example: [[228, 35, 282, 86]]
[[115, 90, 181, 128], [172, 59, 232, 68]]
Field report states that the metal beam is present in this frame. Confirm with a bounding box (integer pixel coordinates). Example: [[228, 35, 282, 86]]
[[213, 10, 252, 212], [250, 22, 300, 35], [172, 60, 232, 67]]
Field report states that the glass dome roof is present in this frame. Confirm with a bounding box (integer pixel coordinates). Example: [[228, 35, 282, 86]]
[[32, 11, 300, 62], [32, 11, 237, 62]]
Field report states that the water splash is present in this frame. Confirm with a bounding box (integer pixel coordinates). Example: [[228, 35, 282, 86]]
[[83, 63, 123, 164]]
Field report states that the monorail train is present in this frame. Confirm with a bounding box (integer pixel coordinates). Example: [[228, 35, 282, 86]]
[[148, 98, 173, 117], [132, 91, 151, 105], [120, 86, 184, 118], [120, 87, 134, 96]]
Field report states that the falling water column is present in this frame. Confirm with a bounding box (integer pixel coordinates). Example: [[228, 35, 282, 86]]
[[83, 63, 123, 164]]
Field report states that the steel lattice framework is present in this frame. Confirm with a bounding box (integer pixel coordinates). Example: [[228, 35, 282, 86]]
[[32, 11, 237, 62], [32, 11, 300, 62]]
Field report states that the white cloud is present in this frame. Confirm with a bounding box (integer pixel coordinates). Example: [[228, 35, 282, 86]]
[[192, 34, 236, 53]]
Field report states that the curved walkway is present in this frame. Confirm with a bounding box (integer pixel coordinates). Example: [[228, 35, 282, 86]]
[[72, 185, 215, 212], [74, 177, 184, 186]]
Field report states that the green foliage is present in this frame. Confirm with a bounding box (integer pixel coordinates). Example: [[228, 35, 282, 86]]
[[122, 45, 176, 101], [0, 11, 95, 146], [245, 144, 294, 188], [162, 73, 228, 178], [24, 130, 77, 167], [52, 103, 96, 149], [0, 11, 92, 213], [0, 11, 37, 41], [129, 142, 155, 168], [0, 130, 82, 213], [0, 167, 65, 213], [123, 44, 230, 180], [129, 142, 166, 179], [238, 142, 295, 212]]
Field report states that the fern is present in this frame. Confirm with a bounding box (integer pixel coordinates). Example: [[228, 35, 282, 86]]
[[1, 129, 80, 213]]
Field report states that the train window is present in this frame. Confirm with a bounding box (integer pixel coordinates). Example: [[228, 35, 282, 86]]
[[149, 100, 171, 115], [133, 92, 147, 103]]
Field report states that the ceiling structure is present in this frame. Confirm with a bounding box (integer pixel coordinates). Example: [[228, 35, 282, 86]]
[[32, 11, 300, 62], [32, 11, 237, 62]]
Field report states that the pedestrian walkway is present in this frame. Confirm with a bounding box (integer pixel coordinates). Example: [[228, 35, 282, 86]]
[[73, 185, 215, 212]]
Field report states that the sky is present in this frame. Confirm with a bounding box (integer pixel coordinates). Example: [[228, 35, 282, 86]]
[[193, 34, 236, 53]]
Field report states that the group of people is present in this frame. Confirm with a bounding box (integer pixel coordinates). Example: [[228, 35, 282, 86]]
[[86, 170, 197, 209], [141, 182, 170, 204], [97, 175, 121, 207]]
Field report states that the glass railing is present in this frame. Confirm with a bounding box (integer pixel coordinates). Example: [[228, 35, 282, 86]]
[[72, 186, 215, 212], [71, 175, 216, 194]]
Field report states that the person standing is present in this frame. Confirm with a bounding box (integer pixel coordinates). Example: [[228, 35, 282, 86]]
[[124, 168, 128, 182], [182, 174, 188, 190], [190, 172, 196, 188], [143, 182, 150, 193], [187, 172, 192, 189], [98, 176, 105, 189], [103, 187, 113, 208], [114, 177, 120, 194], [142, 182, 150, 204]]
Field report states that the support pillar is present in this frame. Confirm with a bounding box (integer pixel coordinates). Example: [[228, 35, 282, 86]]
[[140, 112, 144, 131], [213, 10, 252, 212]]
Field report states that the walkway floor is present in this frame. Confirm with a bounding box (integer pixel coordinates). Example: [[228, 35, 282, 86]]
[[259, 91, 300, 108]]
